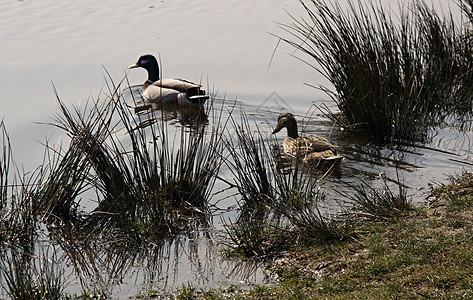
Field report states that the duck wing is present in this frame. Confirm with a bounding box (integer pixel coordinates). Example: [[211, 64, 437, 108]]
[[301, 136, 337, 152], [282, 136, 343, 163], [153, 79, 202, 92], [303, 149, 343, 163], [153, 79, 208, 102], [283, 136, 330, 156], [142, 85, 180, 103]]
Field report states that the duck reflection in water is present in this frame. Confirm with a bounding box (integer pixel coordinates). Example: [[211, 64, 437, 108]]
[[123, 84, 209, 131]]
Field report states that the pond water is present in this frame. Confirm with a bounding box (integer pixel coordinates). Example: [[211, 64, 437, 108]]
[[1, 0, 471, 298]]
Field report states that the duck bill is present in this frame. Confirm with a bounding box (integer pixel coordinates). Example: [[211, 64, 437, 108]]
[[272, 126, 282, 134], [128, 62, 140, 69]]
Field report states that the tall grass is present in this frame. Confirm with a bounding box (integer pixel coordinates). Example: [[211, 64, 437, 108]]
[[346, 172, 412, 221], [460, 0, 473, 24], [0, 73, 231, 296], [3, 75, 230, 292], [1, 247, 68, 300], [33, 74, 226, 237], [0, 121, 38, 253], [0, 120, 14, 243], [0, 122, 69, 298], [277, 0, 473, 143], [0, 120, 10, 205], [224, 113, 273, 211]]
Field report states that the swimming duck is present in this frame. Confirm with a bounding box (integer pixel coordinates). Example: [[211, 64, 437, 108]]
[[128, 54, 209, 106], [272, 113, 343, 163]]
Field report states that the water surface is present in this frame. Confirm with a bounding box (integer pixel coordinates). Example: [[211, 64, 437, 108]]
[[1, 0, 471, 297]]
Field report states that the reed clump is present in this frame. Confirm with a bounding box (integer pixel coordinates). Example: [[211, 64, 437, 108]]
[[33, 75, 226, 238], [0, 122, 70, 299], [1, 74, 228, 296], [1, 247, 68, 300], [278, 0, 473, 143], [346, 173, 412, 221], [0, 121, 38, 253]]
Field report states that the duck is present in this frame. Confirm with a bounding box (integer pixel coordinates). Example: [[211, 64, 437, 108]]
[[272, 112, 343, 163], [128, 54, 209, 106]]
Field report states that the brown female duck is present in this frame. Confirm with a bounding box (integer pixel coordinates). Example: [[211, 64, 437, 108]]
[[272, 113, 343, 163]]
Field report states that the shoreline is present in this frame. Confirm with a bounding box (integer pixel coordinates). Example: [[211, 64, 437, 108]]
[[174, 171, 473, 299]]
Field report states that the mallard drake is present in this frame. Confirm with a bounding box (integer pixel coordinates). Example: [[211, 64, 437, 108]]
[[272, 112, 343, 163], [128, 54, 209, 106]]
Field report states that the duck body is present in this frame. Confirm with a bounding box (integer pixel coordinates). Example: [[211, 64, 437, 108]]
[[273, 113, 343, 163], [282, 136, 342, 163], [129, 54, 209, 106]]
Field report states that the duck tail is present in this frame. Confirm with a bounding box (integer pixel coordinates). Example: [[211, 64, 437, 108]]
[[188, 95, 210, 105], [186, 86, 209, 105], [186, 87, 207, 98]]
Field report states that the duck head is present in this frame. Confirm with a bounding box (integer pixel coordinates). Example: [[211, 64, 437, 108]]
[[128, 54, 160, 83], [272, 112, 299, 139]]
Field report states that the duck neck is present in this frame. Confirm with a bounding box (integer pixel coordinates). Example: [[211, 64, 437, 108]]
[[146, 64, 160, 84], [286, 119, 299, 139]]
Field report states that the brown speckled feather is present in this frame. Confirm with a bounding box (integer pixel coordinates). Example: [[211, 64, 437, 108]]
[[283, 136, 342, 162], [273, 113, 343, 163]]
